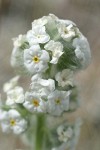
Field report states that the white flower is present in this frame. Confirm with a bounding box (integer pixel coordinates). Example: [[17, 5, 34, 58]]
[[6, 86, 24, 106], [32, 14, 58, 29], [0, 109, 27, 134], [57, 126, 73, 142], [31, 74, 55, 98], [31, 74, 41, 83], [45, 40, 63, 64], [55, 69, 74, 87], [47, 90, 70, 116], [3, 76, 20, 93], [75, 47, 85, 61], [57, 23, 75, 41], [23, 92, 47, 113], [73, 35, 91, 68], [27, 26, 50, 45], [24, 45, 50, 74], [32, 16, 48, 27], [13, 34, 27, 48]]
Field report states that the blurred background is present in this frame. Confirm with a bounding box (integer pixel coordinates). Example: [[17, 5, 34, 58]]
[[0, 0, 100, 150]]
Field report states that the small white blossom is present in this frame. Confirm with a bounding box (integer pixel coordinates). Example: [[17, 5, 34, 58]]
[[6, 86, 24, 106], [31, 74, 55, 98], [0, 109, 27, 134], [75, 47, 85, 61], [32, 14, 58, 29], [73, 35, 91, 68], [27, 26, 50, 45], [32, 16, 48, 27], [57, 23, 75, 41], [3, 76, 20, 93], [24, 45, 50, 74], [45, 40, 63, 64], [13, 34, 27, 48], [55, 69, 74, 87], [23, 92, 47, 113], [31, 74, 41, 83], [57, 125, 73, 142], [47, 90, 70, 116]]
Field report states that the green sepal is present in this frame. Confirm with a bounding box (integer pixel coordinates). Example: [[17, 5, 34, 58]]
[[45, 19, 60, 41], [57, 38, 82, 71]]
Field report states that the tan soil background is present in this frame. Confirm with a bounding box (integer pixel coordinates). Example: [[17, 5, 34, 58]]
[[0, 0, 100, 150]]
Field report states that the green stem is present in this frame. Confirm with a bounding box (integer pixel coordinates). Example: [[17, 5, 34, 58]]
[[34, 114, 46, 150]]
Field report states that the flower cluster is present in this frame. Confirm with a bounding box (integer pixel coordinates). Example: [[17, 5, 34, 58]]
[[0, 76, 27, 134], [7, 14, 90, 116], [0, 14, 90, 150], [0, 109, 27, 134], [11, 14, 91, 75]]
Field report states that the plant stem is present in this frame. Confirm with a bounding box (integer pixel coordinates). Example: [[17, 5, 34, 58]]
[[34, 114, 46, 150]]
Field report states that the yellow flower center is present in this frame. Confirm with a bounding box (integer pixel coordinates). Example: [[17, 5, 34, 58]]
[[33, 56, 40, 63], [32, 99, 39, 107], [55, 99, 61, 105], [10, 119, 16, 126], [62, 77, 66, 81], [64, 29, 68, 34], [37, 35, 41, 38]]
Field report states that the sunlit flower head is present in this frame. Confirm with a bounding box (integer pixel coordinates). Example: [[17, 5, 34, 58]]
[[3, 76, 20, 93], [44, 40, 64, 64], [6, 86, 24, 106], [47, 90, 70, 116], [57, 23, 75, 41], [23, 92, 47, 113], [27, 26, 50, 45], [13, 34, 27, 48], [55, 69, 74, 87], [24, 45, 50, 74], [0, 109, 27, 134], [57, 125, 73, 142], [31, 74, 55, 98]]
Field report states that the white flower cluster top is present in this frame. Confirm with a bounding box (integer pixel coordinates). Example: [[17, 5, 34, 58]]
[[0, 14, 91, 135]]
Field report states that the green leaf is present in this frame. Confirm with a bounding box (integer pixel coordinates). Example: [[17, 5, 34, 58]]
[[57, 38, 82, 71], [45, 19, 60, 41]]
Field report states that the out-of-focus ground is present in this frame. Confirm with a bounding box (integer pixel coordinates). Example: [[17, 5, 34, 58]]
[[0, 0, 100, 150]]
